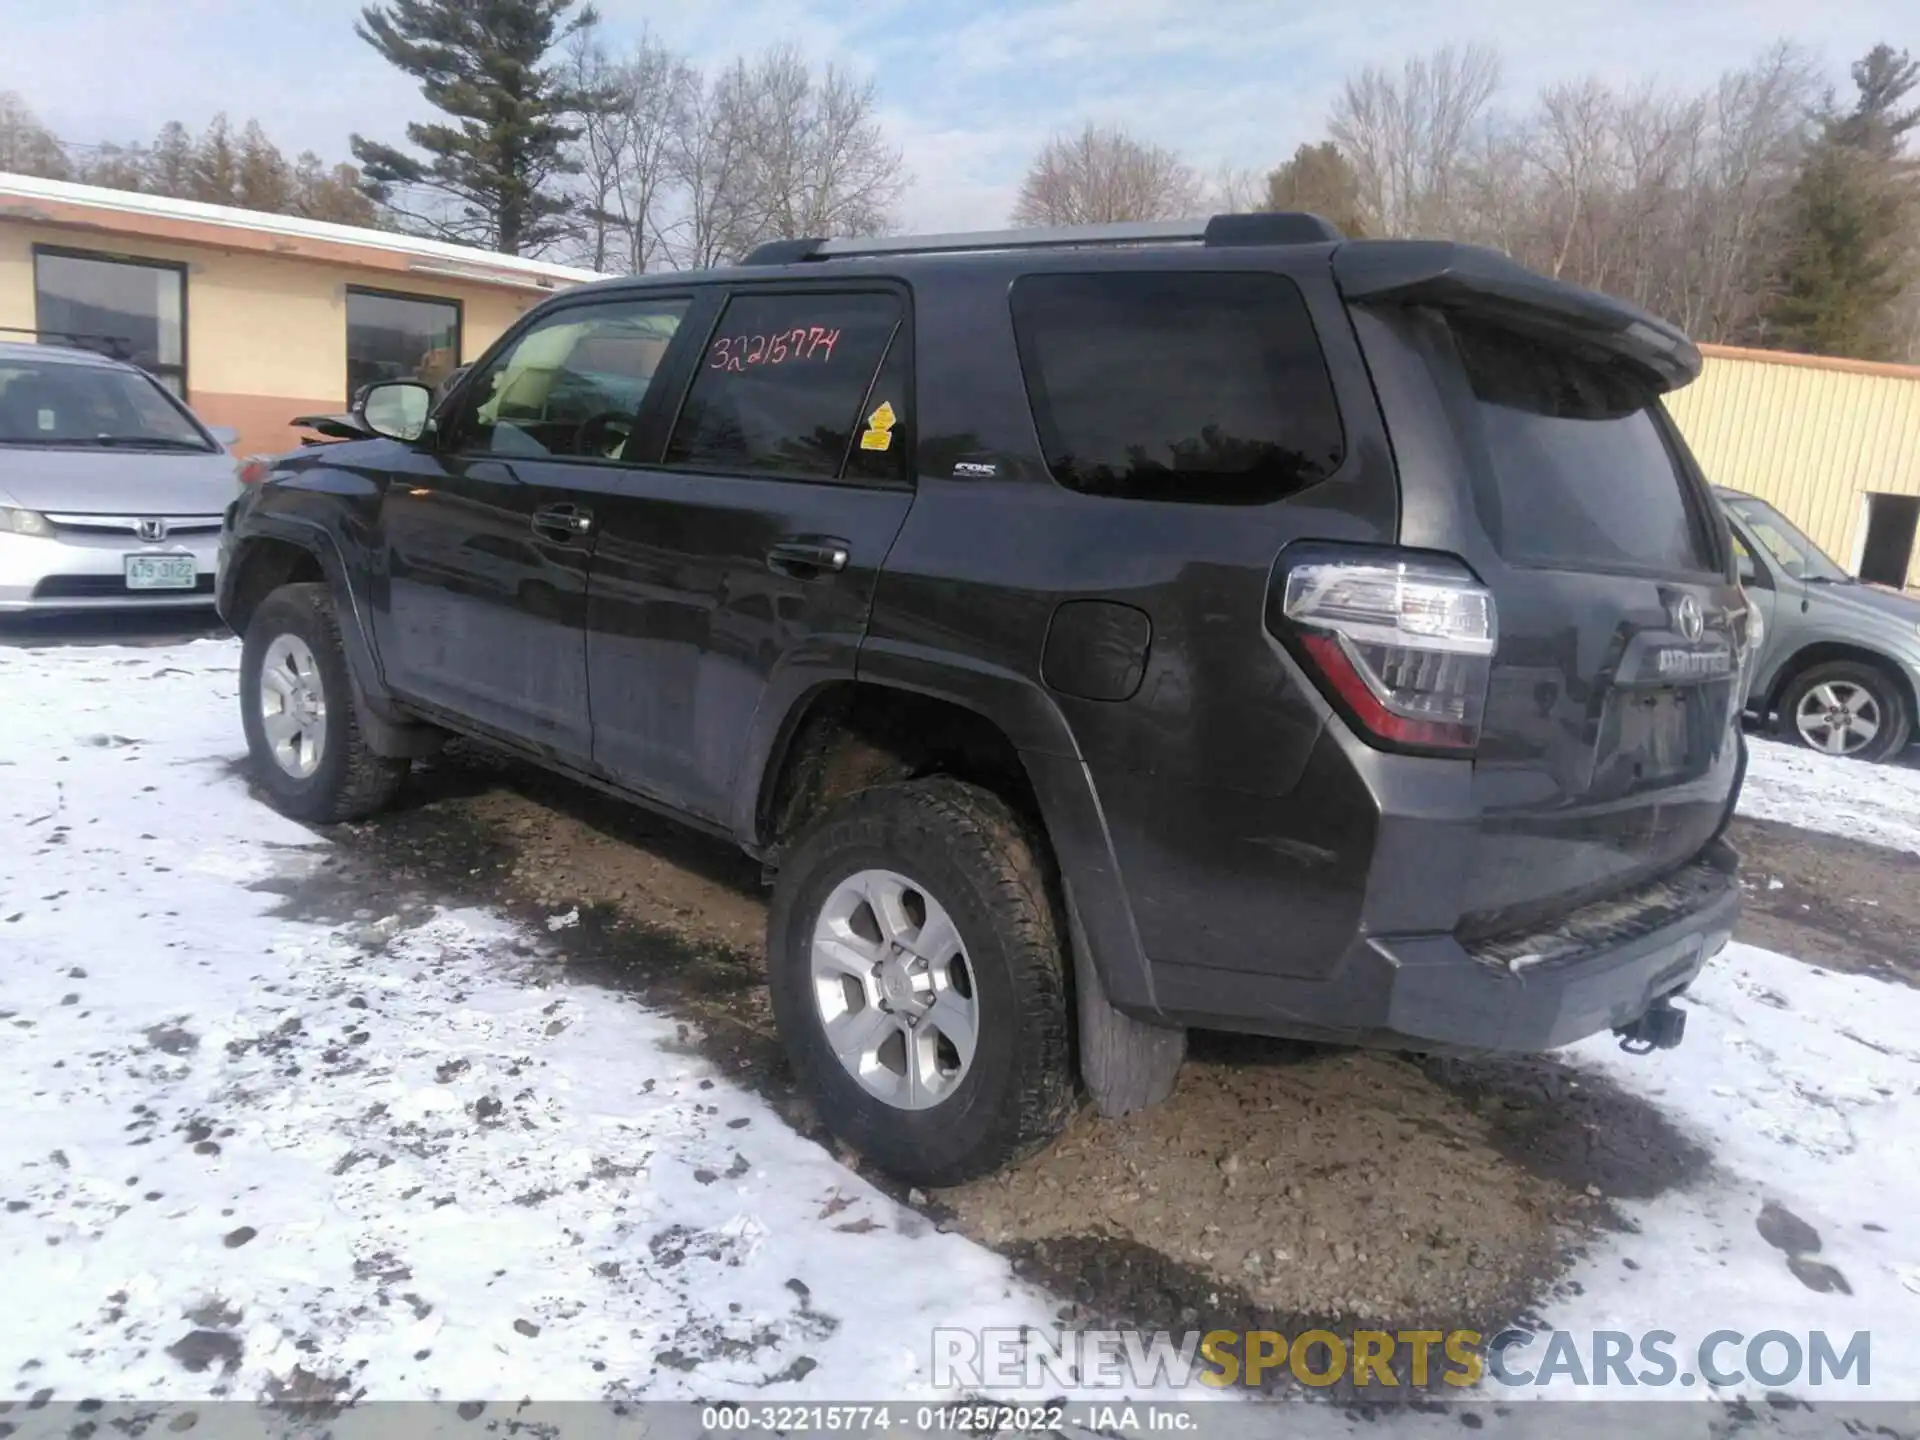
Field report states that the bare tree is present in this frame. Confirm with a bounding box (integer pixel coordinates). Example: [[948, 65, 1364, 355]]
[[666, 58, 760, 268], [0, 91, 70, 178], [728, 45, 906, 244], [1317, 41, 1817, 343], [566, 28, 694, 272], [660, 46, 903, 267], [1206, 162, 1264, 213], [1330, 45, 1502, 237], [1011, 123, 1203, 226]]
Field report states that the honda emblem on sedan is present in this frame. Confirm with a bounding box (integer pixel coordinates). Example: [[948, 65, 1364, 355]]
[[136, 518, 168, 542], [1671, 593, 1704, 643]]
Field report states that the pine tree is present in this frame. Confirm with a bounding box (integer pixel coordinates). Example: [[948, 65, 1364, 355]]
[[1265, 143, 1368, 237], [146, 122, 196, 198], [1764, 45, 1920, 359], [349, 0, 604, 255]]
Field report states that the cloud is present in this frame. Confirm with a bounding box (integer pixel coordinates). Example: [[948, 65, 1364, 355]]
[[4, 0, 1911, 236]]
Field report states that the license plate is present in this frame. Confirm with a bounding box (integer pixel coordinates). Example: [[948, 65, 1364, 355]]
[[125, 554, 198, 590], [1615, 689, 1693, 781]]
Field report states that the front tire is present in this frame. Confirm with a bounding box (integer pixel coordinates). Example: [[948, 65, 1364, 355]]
[[767, 778, 1075, 1186], [240, 583, 408, 822], [1780, 660, 1910, 763]]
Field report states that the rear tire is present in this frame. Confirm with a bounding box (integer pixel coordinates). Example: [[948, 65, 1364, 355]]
[[240, 583, 408, 822], [767, 778, 1075, 1186], [1779, 660, 1910, 763]]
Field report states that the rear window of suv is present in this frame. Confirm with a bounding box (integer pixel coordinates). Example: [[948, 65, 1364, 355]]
[[1010, 272, 1345, 505], [1451, 318, 1711, 573]]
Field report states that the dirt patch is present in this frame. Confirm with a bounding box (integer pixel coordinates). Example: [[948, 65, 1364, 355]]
[[1730, 816, 1920, 987], [275, 741, 1730, 1373], [948, 1047, 1579, 1331]]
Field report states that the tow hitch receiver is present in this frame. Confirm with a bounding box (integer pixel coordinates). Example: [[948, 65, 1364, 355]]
[[1616, 997, 1686, 1054]]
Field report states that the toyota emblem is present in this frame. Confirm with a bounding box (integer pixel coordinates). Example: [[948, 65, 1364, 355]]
[[1671, 594, 1704, 643], [136, 518, 168, 542]]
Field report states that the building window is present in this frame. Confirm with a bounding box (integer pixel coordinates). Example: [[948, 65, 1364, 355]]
[[346, 288, 461, 403], [33, 248, 187, 396]]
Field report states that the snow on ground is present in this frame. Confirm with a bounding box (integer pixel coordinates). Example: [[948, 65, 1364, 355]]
[[1742, 735, 1920, 855], [1538, 942, 1920, 1397], [0, 640, 1062, 1404], [3, 637, 1919, 1424]]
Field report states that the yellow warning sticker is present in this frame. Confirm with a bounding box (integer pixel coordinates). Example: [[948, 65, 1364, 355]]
[[859, 428, 894, 451], [867, 400, 897, 431]]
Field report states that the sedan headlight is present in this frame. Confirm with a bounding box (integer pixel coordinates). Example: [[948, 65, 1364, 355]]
[[1, 506, 53, 537]]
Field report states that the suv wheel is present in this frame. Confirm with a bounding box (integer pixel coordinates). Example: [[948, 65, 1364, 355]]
[[1781, 660, 1911, 762], [240, 583, 409, 822], [767, 778, 1075, 1186]]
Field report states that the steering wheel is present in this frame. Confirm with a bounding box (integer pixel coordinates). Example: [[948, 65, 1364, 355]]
[[573, 411, 634, 459]]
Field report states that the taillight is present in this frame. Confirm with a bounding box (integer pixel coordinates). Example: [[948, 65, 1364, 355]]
[[237, 456, 272, 485], [1277, 549, 1497, 754]]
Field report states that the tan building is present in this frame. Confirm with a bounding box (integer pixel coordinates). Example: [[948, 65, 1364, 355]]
[[0, 172, 600, 456], [1669, 344, 1920, 587]]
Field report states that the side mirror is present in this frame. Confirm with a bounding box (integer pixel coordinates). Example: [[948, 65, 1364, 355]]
[[361, 382, 433, 442], [207, 425, 240, 448]]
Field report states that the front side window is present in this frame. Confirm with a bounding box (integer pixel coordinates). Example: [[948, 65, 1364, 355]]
[[33, 249, 187, 396], [347, 289, 461, 402], [0, 359, 210, 450], [1010, 271, 1347, 504], [451, 299, 689, 460], [664, 291, 903, 481]]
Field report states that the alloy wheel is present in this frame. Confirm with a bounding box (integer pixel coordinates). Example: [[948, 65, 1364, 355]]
[[258, 633, 328, 779], [809, 868, 979, 1110], [1794, 680, 1880, 757]]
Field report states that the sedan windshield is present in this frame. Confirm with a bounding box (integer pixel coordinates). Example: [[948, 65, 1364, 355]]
[[1723, 495, 1851, 584], [0, 359, 212, 451]]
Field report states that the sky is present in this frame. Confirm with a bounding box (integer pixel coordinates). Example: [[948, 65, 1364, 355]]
[[1, 0, 1912, 236]]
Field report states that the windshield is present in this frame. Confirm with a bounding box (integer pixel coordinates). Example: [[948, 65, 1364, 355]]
[[0, 359, 212, 450], [1723, 495, 1850, 583]]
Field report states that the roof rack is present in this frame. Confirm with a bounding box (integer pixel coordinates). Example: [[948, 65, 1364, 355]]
[[740, 212, 1343, 266]]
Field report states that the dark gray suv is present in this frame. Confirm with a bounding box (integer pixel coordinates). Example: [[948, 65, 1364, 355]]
[[221, 214, 1751, 1184], [1724, 487, 1920, 762]]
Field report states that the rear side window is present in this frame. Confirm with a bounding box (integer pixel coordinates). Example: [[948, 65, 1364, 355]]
[[1452, 319, 1710, 573], [666, 291, 902, 481], [1010, 272, 1345, 505]]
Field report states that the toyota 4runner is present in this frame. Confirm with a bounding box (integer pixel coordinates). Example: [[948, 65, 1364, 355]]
[[218, 213, 1748, 1186]]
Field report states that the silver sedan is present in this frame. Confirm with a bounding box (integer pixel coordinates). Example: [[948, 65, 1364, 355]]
[[1, 342, 242, 613]]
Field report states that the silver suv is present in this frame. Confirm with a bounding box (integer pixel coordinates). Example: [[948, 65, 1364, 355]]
[[1723, 486, 1920, 762]]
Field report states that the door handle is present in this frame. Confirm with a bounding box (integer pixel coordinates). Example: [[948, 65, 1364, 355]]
[[766, 538, 850, 578], [532, 503, 594, 541]]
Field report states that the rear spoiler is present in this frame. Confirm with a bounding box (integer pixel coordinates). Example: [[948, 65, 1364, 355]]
[[1332, 241, 1702, 393]]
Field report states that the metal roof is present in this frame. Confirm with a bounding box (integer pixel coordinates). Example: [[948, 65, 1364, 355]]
[[0, 171, 605, 289]]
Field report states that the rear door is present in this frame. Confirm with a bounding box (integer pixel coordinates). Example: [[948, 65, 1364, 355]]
[[1357, 304, 1744, 935], [579, 284, 915, 822]]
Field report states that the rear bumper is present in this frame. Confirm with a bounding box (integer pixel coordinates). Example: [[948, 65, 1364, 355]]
[[1152, 850, 1738, 1052]]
